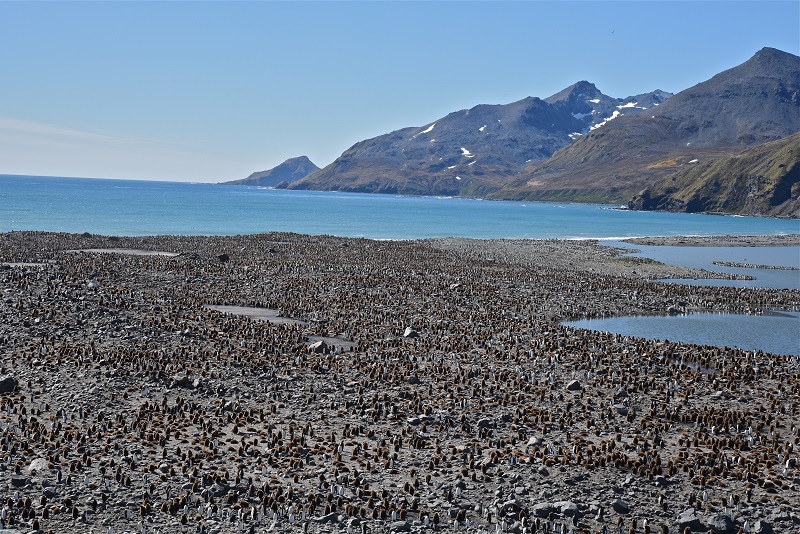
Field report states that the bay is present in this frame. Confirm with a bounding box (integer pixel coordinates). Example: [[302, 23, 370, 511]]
[[2, 174, 798, 239]]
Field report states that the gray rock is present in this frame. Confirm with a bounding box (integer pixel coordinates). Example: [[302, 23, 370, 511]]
[[403, 327, 419, 338], [477, 418, 493, 428], [566, 379, 581, 391], [10, 475, 30, 488], [532, 502, 554, 518], [707, 514, 735, 533], [554, 500, 579, 516], [613, 404, 628, 416], [311, 512, 339, 524], [407, 374, 420, 385], [537, 465, 550, 476], [677, 508, 704, 531], [169, 374, 194, 389], [389, 520, 411, 532], [27, 457, 49, 475], [611, 499, 629, 514], [753, 519, 774, 534], [0, 375, 18, 393], [309, 340, 329, 354], [209, 482, 229, 497]]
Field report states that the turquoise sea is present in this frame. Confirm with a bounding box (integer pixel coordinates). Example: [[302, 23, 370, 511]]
[[2, 174, 799, 355], [2, 174, 798, 239]]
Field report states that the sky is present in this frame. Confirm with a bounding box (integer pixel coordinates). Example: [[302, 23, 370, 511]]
[[0, 1, 798, 183]]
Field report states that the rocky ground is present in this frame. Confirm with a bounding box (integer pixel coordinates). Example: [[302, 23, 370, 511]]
[[0, 232, 798, 534]]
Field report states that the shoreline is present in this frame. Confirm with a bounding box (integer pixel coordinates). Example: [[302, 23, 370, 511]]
[[622, 234, 800, 247], [0, 231, 798, 534]]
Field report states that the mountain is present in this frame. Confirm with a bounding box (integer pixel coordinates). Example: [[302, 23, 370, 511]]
[[493, 47, 800, 203], [289, 83, 670, 196], [628, 133, 800, 218], [223, 156, 319, 187]]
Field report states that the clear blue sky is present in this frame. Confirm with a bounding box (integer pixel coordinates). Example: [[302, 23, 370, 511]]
[[0, 1, 797, 182]]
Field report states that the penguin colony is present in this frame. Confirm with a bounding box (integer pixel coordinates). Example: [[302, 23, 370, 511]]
[[0, 231, 797, 534]]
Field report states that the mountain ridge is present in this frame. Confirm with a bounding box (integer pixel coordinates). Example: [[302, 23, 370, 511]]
[[246, 47, 799, 217], [491, 47, 800, 204], [289, 83, 671, 196]]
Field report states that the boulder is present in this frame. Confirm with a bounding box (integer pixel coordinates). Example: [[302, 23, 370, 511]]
[[0, 375, 18, 393], [311, 512, 339, 524], [309, 340, 329, 354], [27, 458, 49, 475], [753, 519, 774, 534], [613, 388, 629, 399], [676, 508, 704, 531], [532, 502, 554, 518], [10, 475, 30, 488], [403, 327, 420, 338], [169, 375, 194, 389], [611, 499, 629, 514], [554, 500, 580, 516], [566, 379, 581, 391], [707, 514, 735, 533]]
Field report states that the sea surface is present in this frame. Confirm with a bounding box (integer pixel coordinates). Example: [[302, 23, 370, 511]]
[[2, 174, 798, 239], [2, 174, 799, 356]]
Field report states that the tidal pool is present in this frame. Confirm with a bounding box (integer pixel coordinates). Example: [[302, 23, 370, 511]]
[[565, 311, 800, 356]]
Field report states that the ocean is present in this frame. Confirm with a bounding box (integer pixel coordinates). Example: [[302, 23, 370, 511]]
[[2, 174, 798, 239]]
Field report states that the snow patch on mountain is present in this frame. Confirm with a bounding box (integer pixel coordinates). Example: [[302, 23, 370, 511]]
[[589, 110, 621, 131]]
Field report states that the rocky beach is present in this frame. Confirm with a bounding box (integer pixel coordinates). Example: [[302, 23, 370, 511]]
[[0, 231, 798, 534]]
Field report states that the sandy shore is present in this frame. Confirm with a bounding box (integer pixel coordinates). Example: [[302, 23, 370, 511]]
[[0, 231, 798, 534]]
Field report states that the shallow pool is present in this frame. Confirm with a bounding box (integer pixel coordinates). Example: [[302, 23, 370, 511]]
[[565, 311, 800, 356]]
